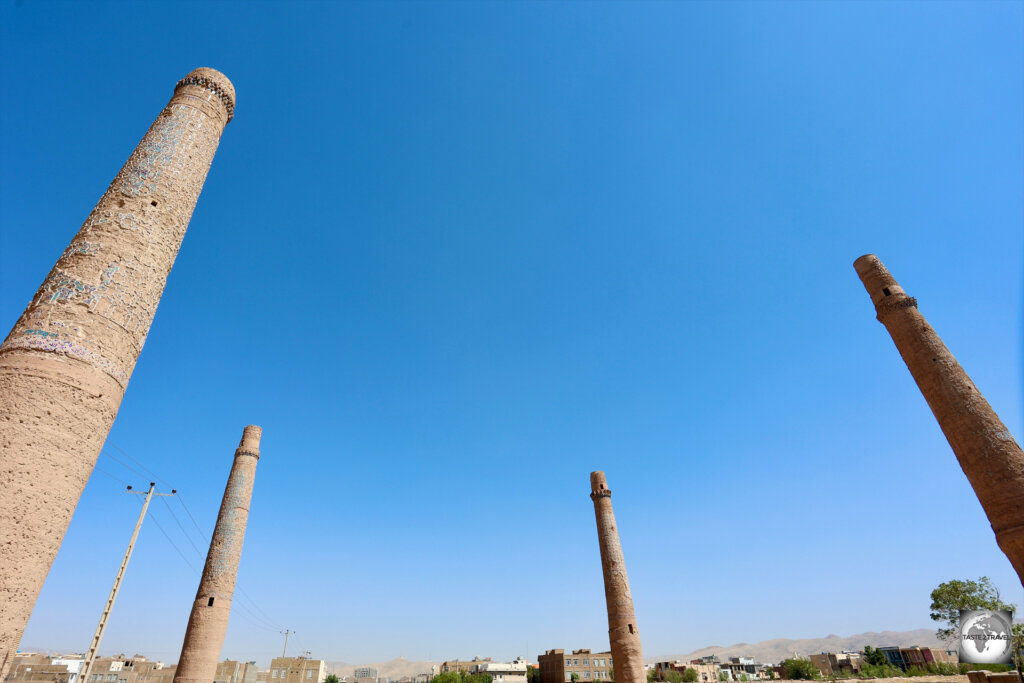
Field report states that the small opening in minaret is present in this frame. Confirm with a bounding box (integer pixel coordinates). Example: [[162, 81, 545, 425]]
[[628, 624, 634, 634], [151, 201, 158, 207], [882, 288, 891, 296], [208, 597, 215, 606]]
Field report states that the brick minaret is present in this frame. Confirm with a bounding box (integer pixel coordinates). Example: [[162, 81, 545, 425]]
[[855, 254, 1024, 585], [174, 426, 261, 683], [590, 471, 644, 683], [0, 67, 235, 677]]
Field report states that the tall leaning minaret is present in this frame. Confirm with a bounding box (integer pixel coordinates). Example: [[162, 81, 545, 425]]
[[590, 471, 645, 683], [174, 426, 261, 683], [855, 255, 1024, 586], [0, 68, 235, 676]]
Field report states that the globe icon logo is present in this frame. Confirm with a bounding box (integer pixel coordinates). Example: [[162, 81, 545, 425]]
[[959, 610, 1013, 664]]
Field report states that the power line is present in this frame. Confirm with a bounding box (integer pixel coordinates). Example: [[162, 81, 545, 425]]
[[177, 493, 211, 542], [99, 449, 151, 482], [143, 506, 280, 633], [146, 509, 200, 576], [176, 492, 284, 630], [159, 495, 205, 559], [235, 584, 286, 630], [106, 440, 173, 488], [231, 598, 282, 632], [92, 466, 130, 486]]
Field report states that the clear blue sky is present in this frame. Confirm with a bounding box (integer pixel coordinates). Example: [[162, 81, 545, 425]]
[[2, 0, 1022, 668]]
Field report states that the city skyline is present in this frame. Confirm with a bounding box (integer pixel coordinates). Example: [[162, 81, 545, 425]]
[[1, 0, 1021, 669]]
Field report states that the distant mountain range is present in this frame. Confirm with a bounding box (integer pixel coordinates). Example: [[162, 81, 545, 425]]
[[646, 628, 944, 665]]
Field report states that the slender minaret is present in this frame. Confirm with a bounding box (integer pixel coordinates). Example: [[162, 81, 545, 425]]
[[174, 426, 261, 683], [0, 67, 235, 677], [854, 255, 1024, 585], [590, 471, 645, 683]]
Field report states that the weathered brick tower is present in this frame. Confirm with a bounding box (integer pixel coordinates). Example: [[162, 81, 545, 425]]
[[590, 471, 645, 683], [855, 254, 1024, 585], [174, 426, 261, 683], [0, 67, 235, 677]]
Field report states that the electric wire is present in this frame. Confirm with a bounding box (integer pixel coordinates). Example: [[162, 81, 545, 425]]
[[176, 493, 210, 543], [159, 495, 205, 558], [99, 449, 151, 482], [146, 509, 201, 576], [176, 493, 286, 630], [107, 440, 173, 488], [142, 503, 280, 633], [93, 466, 130, 486]]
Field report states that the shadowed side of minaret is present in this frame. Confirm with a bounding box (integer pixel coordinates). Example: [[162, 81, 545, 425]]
[[854, 255, 1024, 585], [590, 471, 645, 683], [174, 426, 261, 683], [0, 67, 235, 678]]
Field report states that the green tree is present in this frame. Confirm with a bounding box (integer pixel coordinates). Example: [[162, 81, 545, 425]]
[[930, 577, 1016, 644], [325, 676, 340, 683], [432, 673, 462, 683], [1012, 623, 1024, 677], [862, 647, 887, 667], [664, 671, 683, 683], [717, 673, 728, 682], [780, 660, 819, 681], [739, 676, 748, 682], [572, 674, 581, 683], [527, 667, 541, 683], [646, 671, 656, 683], [682, 670, 698, 683]]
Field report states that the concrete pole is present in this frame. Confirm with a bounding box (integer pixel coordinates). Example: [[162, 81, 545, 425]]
[[854, 254, 1024, 585], [590, 471, 645, 683], [79, 484, 176, 683], [173, 426, 262, 683], [0, 67, 235, 678]]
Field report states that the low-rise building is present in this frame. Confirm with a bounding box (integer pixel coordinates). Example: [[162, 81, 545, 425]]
[[470, 658, 527, 683], [537, 649, 613, 683], [268, 658, 326, 683], [6, 654, 80, 683], [809, 653, 862, 678], [8, 655, 174, 683], [215, 661, 258, 683], [654, 661, 718, 683], [898, 647, 958, 668], [441, 661, 486, 675]]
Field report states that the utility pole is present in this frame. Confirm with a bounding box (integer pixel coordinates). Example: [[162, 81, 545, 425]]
[[79, 483, 175, 683], [280, 630, 294, 658]]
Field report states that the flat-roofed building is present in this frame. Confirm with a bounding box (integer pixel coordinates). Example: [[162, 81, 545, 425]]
[[470, 658, 527, 683], [215, 661, 258, 683], [9, 656, 174, 683], [537, 650, 613, 683], [809, 653, 862, 678], [268, 658, 326, 683], [442, 660, 490, 675], [654, 661, 719, 683]]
